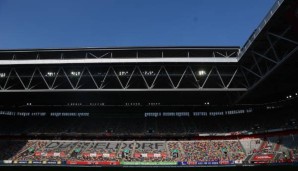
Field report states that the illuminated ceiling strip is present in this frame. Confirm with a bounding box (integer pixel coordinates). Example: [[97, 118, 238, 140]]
[[0, 58, 238, 65]]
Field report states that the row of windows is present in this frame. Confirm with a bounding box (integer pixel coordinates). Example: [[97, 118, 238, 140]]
[[0, 111, 15, 116], [161, 112, 190, 117], [144, 112, 161, 117], [125, 103, 141, 106], [90, 103, 105, 106], [0, 111, 46, 116], [145, 109, 253, 117], [50, 112, 89, 117], [193, 112, 208, 116], [148, 103, 161, 106], [203, 109, 253, 116], [67, 103, 83, 106], [209, 111, 224, 116]]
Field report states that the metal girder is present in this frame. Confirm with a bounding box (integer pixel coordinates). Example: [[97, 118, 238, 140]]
[[237, 37, 298, 103], [241, 26, 291, 79], [252, 51, 277, 64], [267, 32, 298, 46], [0, 65, 247, 92], [238, 0, 285, 59], [0, 57, 238, 65], [239, 23, 297, 91], [241, 66, 262, 78], [0, 88, 247, 92]]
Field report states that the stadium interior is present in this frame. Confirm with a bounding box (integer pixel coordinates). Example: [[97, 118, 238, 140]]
[[0, 0, 297, 169]]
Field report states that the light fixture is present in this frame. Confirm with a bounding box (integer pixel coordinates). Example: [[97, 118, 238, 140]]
[[46, 72, 56, 77], [0, 73, 6, 78], [71, 71, 81, 76], [198, 70, 206, 76], [119, 71, 128, 76], [144, 71, 154, 76]]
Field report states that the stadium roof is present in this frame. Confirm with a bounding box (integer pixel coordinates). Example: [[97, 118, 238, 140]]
[[236, 0, 298, 103], [0, 0, 297, 106], [0, 46, 240, 52]]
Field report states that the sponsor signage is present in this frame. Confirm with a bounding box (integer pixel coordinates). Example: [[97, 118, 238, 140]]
[[47, 161, 57, 165], [252, 154, 274, 161], [67, 160, 80, 165], [178, 161, 232, 165], [219, 160, 231, 165], [3, 160, 12, 164], [32, 161, 42, 164], [18, 161, 28, 164], [178, 162, 188, 165], [66, 160, 120, 165], [10, 160, 60, 165], [121, 162, 177, 165], [93, 161, 120, 165], [234, 160, 243, 164]]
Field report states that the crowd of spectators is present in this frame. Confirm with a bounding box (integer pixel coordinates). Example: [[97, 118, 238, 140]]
[[180, 141, 209, 162], [167, 141, 183, 161], [133, 141, 167, 162], [224, 141, 246, 161], [0, 136, 297, 163]]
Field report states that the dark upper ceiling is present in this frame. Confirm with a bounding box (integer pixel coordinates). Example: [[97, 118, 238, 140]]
[[238, 0, 298, 104]]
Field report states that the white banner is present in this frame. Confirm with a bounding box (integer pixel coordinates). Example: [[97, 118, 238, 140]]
[[234, 160, 243, 164], [103, 153, 110, 158], [3, 160, 12, 164], [54, 152, 60, 157], [154, 153, 161, 158], [90, 153, 97, 157]]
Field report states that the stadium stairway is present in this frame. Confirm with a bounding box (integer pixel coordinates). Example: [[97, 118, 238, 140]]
[[165, 141, 170, 157], [243, 154, 253, 164], [239, 139, 247, 154], [274, 153, 282, 161], [116, 141, 123, 157], [131, 141, 136, 158]]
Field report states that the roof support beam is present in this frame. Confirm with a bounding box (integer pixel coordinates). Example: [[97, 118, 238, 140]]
[[0, 58, 238, 65], [0, 88, 247, 93]]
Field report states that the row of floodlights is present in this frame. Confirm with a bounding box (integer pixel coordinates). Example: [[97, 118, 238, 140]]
[[0, 70, 207, 78], [286, 93, 298, 99]]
